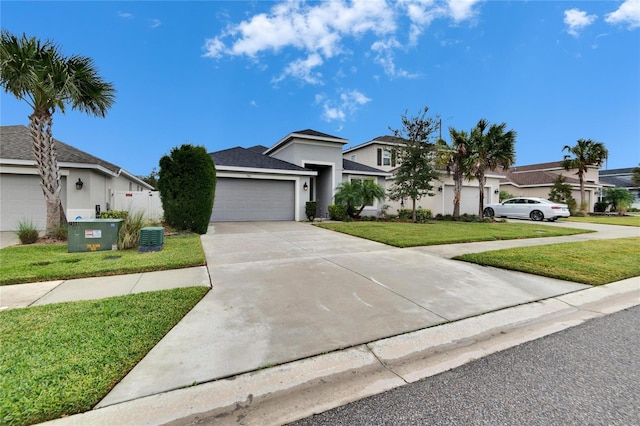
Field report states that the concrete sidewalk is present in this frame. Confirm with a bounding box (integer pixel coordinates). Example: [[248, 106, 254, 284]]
[[2, 220, 638, 425]]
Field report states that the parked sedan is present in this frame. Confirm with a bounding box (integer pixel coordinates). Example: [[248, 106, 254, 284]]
[[483, 197, 570, 221]]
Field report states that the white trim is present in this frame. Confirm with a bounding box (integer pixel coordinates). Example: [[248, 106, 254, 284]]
[[266, 132, 347, 156], [216, 165, 316, 176]]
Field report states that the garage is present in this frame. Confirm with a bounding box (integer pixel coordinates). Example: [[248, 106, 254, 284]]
[[0, 174, 48, 231], [443, 186, 490, 215], [211, 178, 295, 222]]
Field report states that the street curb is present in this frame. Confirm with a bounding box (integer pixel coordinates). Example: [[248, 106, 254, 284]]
[[42, 279, 639, 426]]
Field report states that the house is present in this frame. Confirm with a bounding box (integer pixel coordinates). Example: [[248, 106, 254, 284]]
[[499, 161, 603, 211], [342, 136, 505, 216], [0, 125, 154, 231], [599, 167, 640, 209], [209, 130, 390, 221]]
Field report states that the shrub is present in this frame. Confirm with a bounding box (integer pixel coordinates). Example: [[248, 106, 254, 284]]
[[573, 210, 587, 217], [118, 211, 147, 250], [305, 201, 317, 221], [99, 210, 128, 220], [51, 223, 68, 241], [15, 220, 39, 244], [159, 144, 216, 234], [396, 208, 432, 222], [594, 201, 609, 213], [328, 204, 348, 221]]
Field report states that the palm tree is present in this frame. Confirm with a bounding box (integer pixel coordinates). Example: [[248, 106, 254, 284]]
[[436, 127, 470, 217], [0, 30, 115, 235], [334, 179, 385, 218], [466, 119, 517, 218], [562, 139, 608, 212]]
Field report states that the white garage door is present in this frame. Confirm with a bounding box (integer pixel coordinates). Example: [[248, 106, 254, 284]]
[[0, 174, 47, 231], [443, 186, 490, 215], [211, 178, 295, 221]]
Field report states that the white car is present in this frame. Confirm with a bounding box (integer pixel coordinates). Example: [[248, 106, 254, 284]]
[[483, 197, 570, 222]]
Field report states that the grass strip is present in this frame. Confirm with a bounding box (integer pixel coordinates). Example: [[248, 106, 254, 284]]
[[455, 237, 640, 285], [560, 215, 640, 227], [0, 286, 209, 426], [0, 234, 205, 286], [315, 221, 592, 248]]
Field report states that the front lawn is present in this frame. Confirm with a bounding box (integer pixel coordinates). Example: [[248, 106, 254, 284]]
[[0, 287, 209, 426], [0, 234, 205, 286], [455, 237, 640, 285], [315, 221, 593, 248], [560, 215, 640, 227]]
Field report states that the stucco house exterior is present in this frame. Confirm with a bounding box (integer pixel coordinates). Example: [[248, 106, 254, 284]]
[[0, 125, 153, 231], [499, 161, 603, 211], [342, 136, 505, 216], [599, 167, 640, 209], [209, 130, 390, 221]]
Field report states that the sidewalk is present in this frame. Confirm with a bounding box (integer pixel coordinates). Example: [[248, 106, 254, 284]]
[[1, 221, 638, 425]]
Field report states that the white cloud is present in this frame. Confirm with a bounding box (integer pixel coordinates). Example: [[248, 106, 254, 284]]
[[605, 0, 640, 29], [317, 89, 371, 123], [118, 11, 133, 19], [564, 8, 597, 37], [149, 19, 161, 29], [250, 100, 258, 107], [273, 53, 324, 85], [203, 0, 479, 83]]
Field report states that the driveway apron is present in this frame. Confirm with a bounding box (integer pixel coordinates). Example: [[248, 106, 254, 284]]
[[99, 221, 589, 407]]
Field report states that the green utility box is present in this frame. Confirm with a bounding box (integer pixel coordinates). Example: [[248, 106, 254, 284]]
[[68, 219, 123, 253], [139, 226, 164, 252]]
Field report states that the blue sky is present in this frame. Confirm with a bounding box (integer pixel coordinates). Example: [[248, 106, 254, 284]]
[[1, 1, 638, 176]]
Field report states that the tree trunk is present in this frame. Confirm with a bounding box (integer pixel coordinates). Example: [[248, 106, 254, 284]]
[[579, 172, 586, 211], [478, 173, 486, 218], [412, 197, 417, 223], [29, 113, 65, 236], [453, 170, 462, 218]]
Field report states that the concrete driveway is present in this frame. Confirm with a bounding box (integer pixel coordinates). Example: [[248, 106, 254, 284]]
[[99, 221, 588, 407]]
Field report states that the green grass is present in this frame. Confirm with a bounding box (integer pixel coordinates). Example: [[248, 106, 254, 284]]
[[455, 237, 640, 285], [315, 221, 593, 248], [0, 234, 205, 286], [0, 287, 209, 426], [560, 215, 640, 227]]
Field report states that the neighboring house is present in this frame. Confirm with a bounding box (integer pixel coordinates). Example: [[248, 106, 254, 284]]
[[499, 161, 603, 211], [343, 136, 504, 216], [599, 167, 640, 209], [209, 129, 389, 221], [0, 125, 154, 231]]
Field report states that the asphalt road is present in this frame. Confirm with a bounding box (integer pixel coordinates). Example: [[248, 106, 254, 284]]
[[292, 306, 640, 426]]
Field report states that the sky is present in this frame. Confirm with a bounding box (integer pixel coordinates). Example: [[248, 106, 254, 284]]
[[1, 0, 639, 177]]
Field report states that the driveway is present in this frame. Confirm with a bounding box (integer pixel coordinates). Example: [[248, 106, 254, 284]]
[[99, 221, 588, 407]]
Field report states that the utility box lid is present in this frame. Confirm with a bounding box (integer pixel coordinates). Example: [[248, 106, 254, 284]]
[[140, 227, 164, 247], [68, 219, 123, 253]]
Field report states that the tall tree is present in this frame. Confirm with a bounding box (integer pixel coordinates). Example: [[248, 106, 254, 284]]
[[632, 164, 640, 188], [436, 127, 470, 217], [466, 119, 517, 218], [548, 174, 577, 214], [562, 139, 608, 212], [0, 31, 115, 235], [388, 107, 441, 222]]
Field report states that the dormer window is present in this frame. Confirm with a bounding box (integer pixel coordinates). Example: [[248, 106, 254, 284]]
[[377, 147, 396, 167]]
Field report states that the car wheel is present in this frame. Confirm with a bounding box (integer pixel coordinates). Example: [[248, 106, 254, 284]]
[[483, 207, 495, 217], [530, 210, 544, 221]]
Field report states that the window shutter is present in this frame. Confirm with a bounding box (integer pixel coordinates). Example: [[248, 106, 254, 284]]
[[377, 148, 382, 166], [391, 150, 396, 167]]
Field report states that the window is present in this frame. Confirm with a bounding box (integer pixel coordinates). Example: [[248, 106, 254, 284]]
[[351, 154, 356, 161], [383, 149, 391, 166]]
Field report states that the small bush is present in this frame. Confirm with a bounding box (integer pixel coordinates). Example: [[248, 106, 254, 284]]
[[328, 204, 348, 221], [573, 211, 587, 217], [118, 211, 148, 250], [51, 223, 68, 241], [15, 220, 39, 244], [594, 201, 609, 213], [396, 208, 432, 223], [99, 210, 128, 220], [305, 201, 317, 221]]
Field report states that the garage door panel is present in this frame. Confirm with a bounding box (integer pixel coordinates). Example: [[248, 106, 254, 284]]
[[443, 186, 490, 215], [211, 178, 294, 222], [0, 174, 47, 231]]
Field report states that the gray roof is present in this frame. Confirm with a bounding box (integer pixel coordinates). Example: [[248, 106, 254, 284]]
[[247, 145, 269, 154], [600, 167, 635, 176], [293, 129, 345, 140], [210, 146, 311, 172], [600, 176, 633, 188], [343, 159, 388, 174], [1, 125, 121, 174]]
